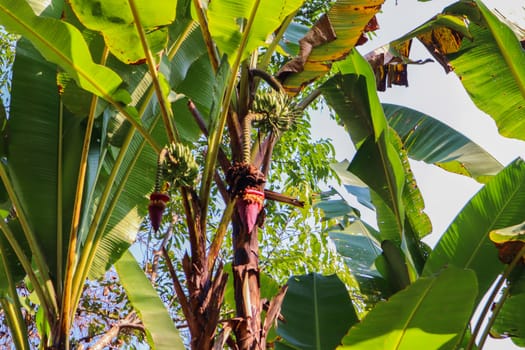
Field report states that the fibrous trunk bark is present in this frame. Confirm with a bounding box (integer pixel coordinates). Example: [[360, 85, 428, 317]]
[[227, 163, 266, 350], [231, 216, 263, 349]]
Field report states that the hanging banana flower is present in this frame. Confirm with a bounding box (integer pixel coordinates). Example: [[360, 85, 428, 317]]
[[148, 142, 198, 232], [226, 162, 266, 233], [227, 90, 301, 233]]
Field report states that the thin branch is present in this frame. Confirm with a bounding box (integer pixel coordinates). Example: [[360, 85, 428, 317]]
[[182, 187, 203, 264], [214, 170, 229, 202], [465, 274, 506, 350], [264, 189, 304, 208], [150, 217, 175, 283], [250, 69, 284, 93], [0, 237, 30, 350], [260, 133, 277, 177], [297, 88, 322, 111], [87, 313, 144, 350]]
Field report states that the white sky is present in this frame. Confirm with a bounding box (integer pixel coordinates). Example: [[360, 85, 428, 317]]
[[311, 1, 525, 349]]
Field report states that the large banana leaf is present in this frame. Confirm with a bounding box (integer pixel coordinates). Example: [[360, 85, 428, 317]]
[[339, 267, 477, 350], [347, 137, 405, 240], [424, 158, 525, 300], [322, 51, 405, 221], [7, 38, 82, 284], [276, 273, 359, 350], [446, 0, 525, 138], [324, 50, 433, 244], [207, 0, 303, 65], [69, 0, 177, 64], [384, 103, 503, 183], [0, 0, 128, 102], [366, 1, 525, 140], [278, 0, 384, 93], [321, 50, 432, 283], [115, 250, 185, 349]]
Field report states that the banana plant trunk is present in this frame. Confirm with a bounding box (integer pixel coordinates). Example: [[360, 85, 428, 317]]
[[231, 216, 263, 349], [226, 162, 266, 349]]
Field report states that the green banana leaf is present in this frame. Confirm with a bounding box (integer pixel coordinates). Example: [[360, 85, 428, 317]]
[[391, 129, 432, 240], [314, 179, 393, 301], [339, 267, 477, 350], [68, 0, 177, 64], [276, 273, 359, 350], [322, 52, 406, 226], [446, 0, 525, 138], [7, 37, 82, 283], [384, 103, 503, 183], [166, 19, 216, 141], [366, 1, 525, 140], [485, 222, 525, 346], [315, 198, 358, 220], [0, 0, 128, 103], [207, 0, 303, 65], [321, 50, 432, 284], [278, 21, 309, 56], [424, 158, 525, 301], [115, 250, 185, 349]]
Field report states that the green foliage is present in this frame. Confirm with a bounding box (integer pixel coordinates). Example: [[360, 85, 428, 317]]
[[276, 273, 358, 350], [384, 103, 503, 183], [424, 159, 525, 301], [115, 251, 184, 349], [0, 0, 524, 349], [339, 267, 478, 350]]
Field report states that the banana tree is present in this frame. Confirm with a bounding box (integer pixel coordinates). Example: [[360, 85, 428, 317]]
[[0, 0, 524, 349], [0, 0, 381, 348]]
